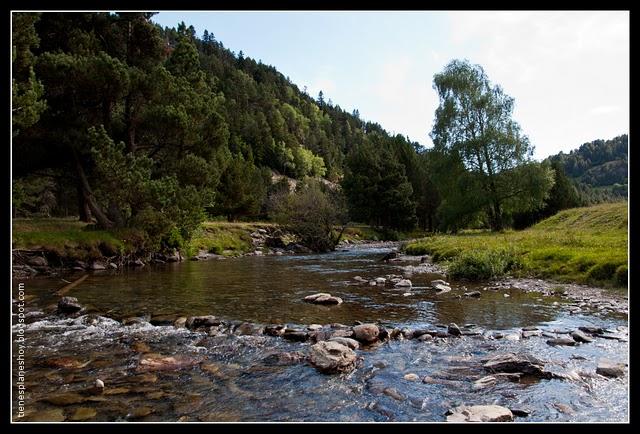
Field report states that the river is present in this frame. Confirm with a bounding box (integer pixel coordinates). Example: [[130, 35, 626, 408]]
[[11, 244, 628, 422]]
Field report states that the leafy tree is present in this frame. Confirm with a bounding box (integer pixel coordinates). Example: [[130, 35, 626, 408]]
[[431, 59, 554, 230], [271, 179, 349, 252], [212, 155, 267, 221], [343, 136, 417, 230]]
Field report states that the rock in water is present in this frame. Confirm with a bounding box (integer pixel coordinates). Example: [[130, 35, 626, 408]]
[[328, 336, 360, 350], [434, 284, 451, 294], [483, 353, 546, 377], [380, 251, 398, 262], [446, 405, 514, 422], [448, 323, 462, 336], [431, 279, 448, 287], [571, 330, 593, 343], [309, 341, 357, 374], [546, 337, 577, 346], [394, 279, 412, 288], [464, 291, 481, 298], [303, 293, 343, 305], [596, 360, 626, 378], [352, 324, 380, 343], [57, 297, 83, 314], [28, 256, 48, 267]]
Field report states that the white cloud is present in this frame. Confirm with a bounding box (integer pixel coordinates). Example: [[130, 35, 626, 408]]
[[445, 11, 629, 158]]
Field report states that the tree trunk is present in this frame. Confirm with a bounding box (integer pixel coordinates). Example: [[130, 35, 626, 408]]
[[77, 182, 93, 223], [74, 152, 114, 229], [125, 94, 137, 153]]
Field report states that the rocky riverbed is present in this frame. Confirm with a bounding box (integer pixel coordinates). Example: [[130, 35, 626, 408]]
[[11, 243, 628, 422]]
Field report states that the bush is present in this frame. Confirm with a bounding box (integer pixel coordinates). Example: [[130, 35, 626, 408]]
[[615, 264, 628, 287], [586, 261, 619, 282], [448, 248, 522, 280]]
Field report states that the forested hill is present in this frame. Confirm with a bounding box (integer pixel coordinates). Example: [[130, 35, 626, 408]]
[[548, 135, 628, 199], [13, 13, 430, 231]]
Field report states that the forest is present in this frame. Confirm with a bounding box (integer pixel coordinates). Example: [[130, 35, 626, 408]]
[[12, 12, 627, 254]]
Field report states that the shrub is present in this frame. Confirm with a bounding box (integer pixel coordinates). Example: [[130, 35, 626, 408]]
[[586, 261, 619, 282], [615, 264, 628, 287], [448, 248, 522, 280]]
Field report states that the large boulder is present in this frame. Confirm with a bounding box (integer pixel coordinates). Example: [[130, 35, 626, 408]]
[[352, 324, 380, 343], [303, 293, 343, 305], [483, 353, 547, 377], [446, 405, 514, 422], [58, 297, 83, 314], [309, 341, 357, 374]]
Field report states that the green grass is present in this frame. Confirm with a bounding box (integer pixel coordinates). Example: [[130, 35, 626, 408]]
[[403, 202, 628, 288], [184, 222, 274, 257], [12, 218, 141, 260]]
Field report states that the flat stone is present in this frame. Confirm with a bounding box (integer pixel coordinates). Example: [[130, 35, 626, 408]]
[[403, 373, 420, 381], [68, 407, 97, 421], [383, 387, 405, 401], [571, 330, 593, 343], [394, 279, 412, 288], [546, 338, 577, 346], [446, 405, 514, 422], [42, 392, 87, 406], [328, 336, 360, 350], [303, 293, 343, 305], [433, 284, 451, 294], [483, 353, 546, 377], [596, 360, 626, 378]]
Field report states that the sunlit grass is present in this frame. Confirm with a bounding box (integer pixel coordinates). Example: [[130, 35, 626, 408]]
[[404, 202, 628, 288]]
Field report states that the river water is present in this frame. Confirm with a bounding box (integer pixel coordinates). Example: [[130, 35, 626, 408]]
[[11, 244, 628, 422]]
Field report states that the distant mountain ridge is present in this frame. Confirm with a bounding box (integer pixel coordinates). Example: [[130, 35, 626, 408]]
[[548, 134, 628, 200]]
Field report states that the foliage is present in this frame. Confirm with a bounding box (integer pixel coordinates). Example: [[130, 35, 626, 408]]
[[271, 179, 349, 252]]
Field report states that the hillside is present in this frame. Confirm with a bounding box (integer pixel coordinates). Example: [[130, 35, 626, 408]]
[[404, 202, 628, 288], [548, 135, 628, 200]]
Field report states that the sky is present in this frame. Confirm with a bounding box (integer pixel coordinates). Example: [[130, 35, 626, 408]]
[[152, 11, 629, 160]]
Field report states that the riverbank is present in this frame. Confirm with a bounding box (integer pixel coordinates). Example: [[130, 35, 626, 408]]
[[11, 219, 409, 278], [403, 202, 628, 289]]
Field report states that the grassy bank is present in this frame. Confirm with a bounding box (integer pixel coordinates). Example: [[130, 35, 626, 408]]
[[403, 202, 628, 288], [185, 222, 278, 257], [12, 218, 141, 260]]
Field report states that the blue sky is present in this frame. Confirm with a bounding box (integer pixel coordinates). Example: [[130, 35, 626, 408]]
[[152, 11, 629, 160]]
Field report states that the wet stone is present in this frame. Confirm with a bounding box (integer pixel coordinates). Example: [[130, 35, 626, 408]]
[[68, 407, 97, 421], [596, 360, 626, 378], [309, 341, 357, 374], [446, 405, 514, 422], [353, 324, 380, 343], [126, 406, 154, 419], [383, 387, 405, 401], [58, 297, 83, 314], [571, 330, 593, 343], [547, 337, 577, 347]]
